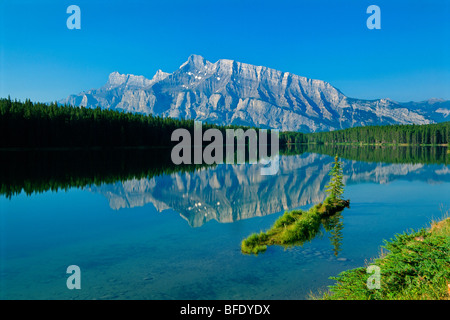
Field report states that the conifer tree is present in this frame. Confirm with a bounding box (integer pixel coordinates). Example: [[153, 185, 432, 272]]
[[325, 155, 344, 201]]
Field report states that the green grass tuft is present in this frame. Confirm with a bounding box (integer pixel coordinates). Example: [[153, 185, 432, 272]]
[[241, 198, 350, 254], [320, 217, 450, 300]]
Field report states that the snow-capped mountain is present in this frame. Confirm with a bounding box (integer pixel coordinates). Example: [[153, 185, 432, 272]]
[[61, 54, 445, 132]]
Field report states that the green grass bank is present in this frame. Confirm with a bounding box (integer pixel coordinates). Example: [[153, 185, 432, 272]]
[[317, 217, 450, 300]]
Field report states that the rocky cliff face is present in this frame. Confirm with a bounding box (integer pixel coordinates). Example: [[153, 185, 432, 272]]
[[89, 153, 450, 227], [61, 54, 443, 132], [400, 98, 450, 123]]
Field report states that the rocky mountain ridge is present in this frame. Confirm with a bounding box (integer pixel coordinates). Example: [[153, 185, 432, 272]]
[[61, 54, 447, 132]]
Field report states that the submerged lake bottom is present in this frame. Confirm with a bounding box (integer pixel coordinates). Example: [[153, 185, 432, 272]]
[[0, 150, 449, 299]]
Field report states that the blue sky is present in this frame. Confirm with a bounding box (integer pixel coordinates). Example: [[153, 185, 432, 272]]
[[0, 0, 449, 102]]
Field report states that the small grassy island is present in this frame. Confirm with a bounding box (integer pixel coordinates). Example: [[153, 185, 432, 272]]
[[241, 156, 350, 255], [241, 197, 350, 254]]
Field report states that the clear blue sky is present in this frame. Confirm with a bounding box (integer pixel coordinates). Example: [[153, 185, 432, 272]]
[[1, 0, 449, 102]]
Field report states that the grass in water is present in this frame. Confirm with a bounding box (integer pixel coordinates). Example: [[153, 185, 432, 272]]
[[241, 197, 350, 255], [316, 216, 450, 300]]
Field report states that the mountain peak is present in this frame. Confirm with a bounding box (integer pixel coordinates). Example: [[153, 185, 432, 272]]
[[427, 98, 445, 103], [151, 69, 170, 83], [187, 54, 206, 63], [106, 71, 154, 88], [180, 54, 210, 70], [107, 71, 128, 87]]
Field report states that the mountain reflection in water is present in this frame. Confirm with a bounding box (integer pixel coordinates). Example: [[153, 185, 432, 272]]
[[90, 150, 450, 227]]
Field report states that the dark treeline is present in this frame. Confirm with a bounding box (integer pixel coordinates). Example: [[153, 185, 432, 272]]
[[2, 97, 448, 148], [277, 123, 450, 146], [286, 144, 449, 166], [0, 98, 199, 148], [304, 122, 450, 145], [0, 98, 279, 149]]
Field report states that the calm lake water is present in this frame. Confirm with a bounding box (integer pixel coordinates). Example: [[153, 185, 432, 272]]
[[0, 147, 449, 299]]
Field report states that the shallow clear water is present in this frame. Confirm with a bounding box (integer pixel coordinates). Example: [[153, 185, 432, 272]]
[[1, 151, 449, 299]]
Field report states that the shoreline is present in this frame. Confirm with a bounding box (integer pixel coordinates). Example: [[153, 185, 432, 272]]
[[316, 216, 450, 300]]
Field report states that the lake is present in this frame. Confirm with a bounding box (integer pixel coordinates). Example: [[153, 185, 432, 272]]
[[0, 146, 449, 299]]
